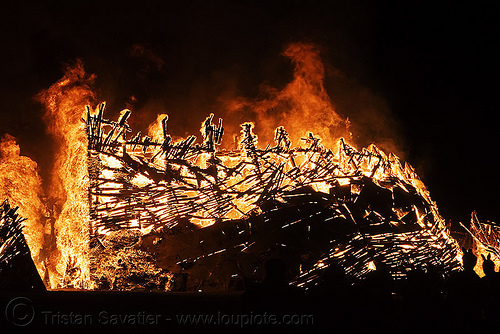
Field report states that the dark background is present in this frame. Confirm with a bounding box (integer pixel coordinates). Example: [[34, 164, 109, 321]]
[[0, 0, 498, 224]]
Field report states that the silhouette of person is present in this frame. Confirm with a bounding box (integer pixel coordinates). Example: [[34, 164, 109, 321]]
[[307, 263, 352, 333], [241, 258, 303, 312], [480, 253, 500, 332], [445, 248, 481, 332]]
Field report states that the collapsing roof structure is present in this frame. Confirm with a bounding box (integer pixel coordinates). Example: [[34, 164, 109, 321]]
[[86, 103, 462, 291]]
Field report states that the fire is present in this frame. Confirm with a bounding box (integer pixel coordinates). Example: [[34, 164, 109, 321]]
[[147, 113, 168, 140], [36, 60, 95, 289], [221, 43, 350, 149], [465, 212, 500, 277], [84, 98, 461, 288], [0, 42, 464, 291], [0, 134, 46, 281]]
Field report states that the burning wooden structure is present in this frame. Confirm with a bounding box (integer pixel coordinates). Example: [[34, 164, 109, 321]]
[[86, 103, 462, 291], [0, 199, 45, 290]]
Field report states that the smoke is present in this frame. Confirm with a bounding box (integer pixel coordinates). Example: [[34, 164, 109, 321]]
[[324, 72, 407, 159], [130, 44, 165, 72]]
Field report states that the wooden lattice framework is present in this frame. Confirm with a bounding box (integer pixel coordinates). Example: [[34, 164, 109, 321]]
[[85, 103, 462, 289]]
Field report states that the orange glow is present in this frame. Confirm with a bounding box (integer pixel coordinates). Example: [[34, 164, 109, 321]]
[[469, 212, 500, 277], [0, 42, 462, 290], [36, 60, 95, 289], [147, 113, 168, 139], [0, 134, 46, 281], [221, 43, 350, 149]]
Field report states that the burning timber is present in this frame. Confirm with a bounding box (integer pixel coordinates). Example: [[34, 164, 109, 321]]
[[457, 212, 500, 277], [0, 199, 45, 290], [86, 103, 461, 291]]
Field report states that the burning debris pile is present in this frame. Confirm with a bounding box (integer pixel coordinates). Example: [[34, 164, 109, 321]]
[[0, 199, 45, 290], [86, 103, 461, 291]]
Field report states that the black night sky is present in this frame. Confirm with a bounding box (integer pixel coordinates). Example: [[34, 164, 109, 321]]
[[0, 1, 498, 224]]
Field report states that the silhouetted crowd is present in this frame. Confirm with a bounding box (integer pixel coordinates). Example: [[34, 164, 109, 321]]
[[241, 251, 500, 333]]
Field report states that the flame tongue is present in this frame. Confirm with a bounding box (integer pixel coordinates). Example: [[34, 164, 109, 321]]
[[36, 60, 95, 289], [221, 43, 350, 149]]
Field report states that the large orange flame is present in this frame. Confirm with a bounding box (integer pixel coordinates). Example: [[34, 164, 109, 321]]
[[0, 134, 46, 281], [36, 60, 95, 289], [221, 42, 350, 149]]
